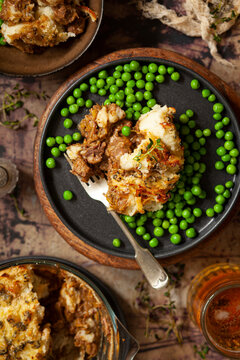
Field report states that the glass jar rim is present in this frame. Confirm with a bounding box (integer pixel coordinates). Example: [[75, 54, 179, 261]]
[[201, 283, 240, 359]]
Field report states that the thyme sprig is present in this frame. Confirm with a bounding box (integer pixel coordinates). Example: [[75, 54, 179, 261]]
[[0, 84, 49, 130], [194, 343, 210, 359], [134, 264, 184, 344], [9, 193, 27, 219], [133, 138, 163, 167]]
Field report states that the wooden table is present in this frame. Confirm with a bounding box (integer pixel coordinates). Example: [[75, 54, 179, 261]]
[[0, 1, 240, 359]]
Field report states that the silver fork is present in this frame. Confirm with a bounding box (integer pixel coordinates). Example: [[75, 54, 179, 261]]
[[64, 154, 168, 289]]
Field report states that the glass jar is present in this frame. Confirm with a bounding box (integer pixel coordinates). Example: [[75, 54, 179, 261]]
[[187, 263, 240, 359]]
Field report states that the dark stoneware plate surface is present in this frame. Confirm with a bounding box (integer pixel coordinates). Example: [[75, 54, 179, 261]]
[[39, 57, 240, 259], [0, 0, 103, 77]]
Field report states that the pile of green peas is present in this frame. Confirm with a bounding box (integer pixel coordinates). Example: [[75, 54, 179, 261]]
[[44, 62, 239, 249]]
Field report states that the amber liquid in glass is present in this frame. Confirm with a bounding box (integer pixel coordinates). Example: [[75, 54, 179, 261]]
[[187, 263, 240, 358], [205, 286, 240, 351]]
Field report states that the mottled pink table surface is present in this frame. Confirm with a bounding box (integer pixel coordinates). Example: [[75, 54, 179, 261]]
[[0, 1, 240, 359]]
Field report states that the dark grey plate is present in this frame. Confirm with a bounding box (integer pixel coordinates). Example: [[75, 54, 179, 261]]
[[39, 57, 240, 259]]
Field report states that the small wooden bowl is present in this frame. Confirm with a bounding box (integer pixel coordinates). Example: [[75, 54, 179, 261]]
[[0, 0, 103, 77]]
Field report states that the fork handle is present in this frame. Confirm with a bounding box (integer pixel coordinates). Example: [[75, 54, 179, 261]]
[[110, 211, 169, 289]]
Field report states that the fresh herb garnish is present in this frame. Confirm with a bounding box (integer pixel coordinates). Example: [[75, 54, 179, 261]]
[[0, 84, 49, 130], [134, 263, 184, 344], [194, 343, 210, 359], [133, 138, 163, 167], [213, 33, 222, 43]]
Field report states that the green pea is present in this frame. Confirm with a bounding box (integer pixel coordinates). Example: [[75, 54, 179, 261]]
[[66, 96, 75, 105], [123, 64, 131, 72], [213, 102, 224, 113], [195, 129, 202, 138], [214, 204, 223, 213], [76, 98, 85, 107], [113, 71, 121, 79], [170, 234, 181, 244], [186, 227, 197, 238], [141, 65, 148, 74], [61, 108, 69, 117], [72, 132, 82, 141], [55, 136, 63, 145], [182, 209, 191, 219], [153, 227, 164, 237], [230, 158, 237, 165], [215, 122, 224, 131], [145, 82, 154, 91], [149, 238, 159, 248], [155, 210, 165, 219], [180, 125, 190, 136], [169, 225, 178, 234], [188, 120, 196, 129], [143, 233, 151, 241], [135, 91, 144, 101], [63, 118, 73, 129], [208, 94, 216, 102], [80, 83, 89, 91], [46, 137, 55, 147], [59, 144, 67, 152], [203, 129, 211, 137], [158, 65, 167, 75], [179, 114, 189, 124], [63, 190, 73, 200], [115, 65, 123, 72], [51, 147, 61, 157], [122, 72, 131, 82], [229, 148, 238, 157], [115, 91, 125, 101], [191, 79, 200, 89], [97, 79, 105, 88], [134, 72, 142, 80], [216, 130, 225, 139], [215, 195, 225, 204], [169, 217, 178, 225], [216, 146, 226, 156], [152, 218, 162, 227], [89, 77, 97, 85], [112, 238, 121, 247], [135, 79, 145, 89], [147, 99, 156, 108], [224, 131, 234, 141], [202, 89, 211, 98], [222, 154, 231, 162], [222, 117, 230, 126], [46, 158, 56, 169], [98, 70, 108, 79], [224, 141, 235, 151], [107, 76, 115, 85], [215, 161, 224, 170], [156, 75, 165, 83], [121, 125, 131, 136], [171, 72, 180, 81], [69, 104, 79, 114], [213, 113, 222, 121], [134, 111, 141, 120], [64, 134, 72, 144], [130, 60, 140, 71], [162, 220, 169, 229], [215, 185, 225, 194], [167, 66, 175, 74], [225, 180, 233, 189], [223, 189, 231, 198], [85, 99, 93, 108], [145, 72, 155, 82], [128, 222, 137, 229], [179, 220, 188, 230], [98, 88, 107, 96], [136, 226, 146, 236], [110, 85, 119, 94], [166, 210, 174, 219], [199, 138, 206, 146], [226, 164, 237, 174], [206, 208, 214, 217]]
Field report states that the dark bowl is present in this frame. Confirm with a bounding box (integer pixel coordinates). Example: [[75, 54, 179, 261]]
[[0, 0, 103, 77], [0, 256, 136, 359], [35, 50, 240, 264]]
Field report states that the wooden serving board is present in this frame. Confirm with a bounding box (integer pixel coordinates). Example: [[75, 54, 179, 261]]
[[34, 47, 240, 269]]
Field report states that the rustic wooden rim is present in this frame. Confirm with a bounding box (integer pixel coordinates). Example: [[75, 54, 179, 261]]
[[34, 47, 240, 269]]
